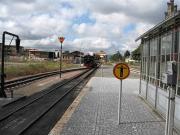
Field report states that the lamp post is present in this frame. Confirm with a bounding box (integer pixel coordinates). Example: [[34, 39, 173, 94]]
[[58, 37, 65, 78]]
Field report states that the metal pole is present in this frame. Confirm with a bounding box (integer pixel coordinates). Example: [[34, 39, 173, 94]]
[[80, 51, 81, 66], [80, 49, 81, 67], [80, 43, 82, 67], [118, 80, 123, 125], [60, 43, 62, 78], [0, 32, 7, 97], [165, 87, 171, 135], [167, 87, 175, 135], [146, 40, 150, 100], [0, 31, 20, 98], [139, 42, 143, 95], [101, 64, 103, 77]]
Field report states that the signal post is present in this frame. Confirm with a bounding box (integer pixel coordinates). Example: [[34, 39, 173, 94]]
[[58, 37, 65, 78]]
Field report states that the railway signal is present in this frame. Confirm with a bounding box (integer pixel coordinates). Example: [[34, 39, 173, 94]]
[[113, 63, 130, 124], [58, 36, 65, 78]]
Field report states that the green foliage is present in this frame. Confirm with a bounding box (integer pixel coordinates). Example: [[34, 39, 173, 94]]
[[4, 61, 78, 79], [124, 50, 131, 58], [131, 44, 141, 60], [110, 51, 123, 62]]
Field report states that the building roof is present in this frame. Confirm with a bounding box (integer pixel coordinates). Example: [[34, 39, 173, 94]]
[[71, 51, 84, 57], [136, 0, 180, 41], [135, 13, 180, 41], [96, 51, 107, 56]]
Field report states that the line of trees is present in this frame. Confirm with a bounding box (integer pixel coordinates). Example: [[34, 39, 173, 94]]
[[109, 44, 141, 62], [131, 44, 141, 61], [109, 50, 131, 62]]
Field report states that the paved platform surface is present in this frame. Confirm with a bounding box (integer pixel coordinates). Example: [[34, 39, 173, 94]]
[[59, 66, 165, 135]]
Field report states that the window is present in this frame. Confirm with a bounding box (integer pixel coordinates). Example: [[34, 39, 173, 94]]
[[177, 30, 180, 95], [159, 33, 172, 90], [141, 41, 149, 81], [146, 38, 157, 85]]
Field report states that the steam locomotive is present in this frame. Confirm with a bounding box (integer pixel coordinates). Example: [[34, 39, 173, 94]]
[[83, 55, 100, 68]]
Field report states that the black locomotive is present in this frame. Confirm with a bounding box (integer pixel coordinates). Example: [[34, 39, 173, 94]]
[[83, 55, 100, 68]]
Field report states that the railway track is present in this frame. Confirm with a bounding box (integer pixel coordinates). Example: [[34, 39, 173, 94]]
[[1, 67, 87, 90], [0, 67, 97, 135]]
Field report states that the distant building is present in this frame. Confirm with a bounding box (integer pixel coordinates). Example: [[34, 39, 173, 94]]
[[54, 50, 84, 64], [0, 43, 24, 56], [125, 56, 135, 63], [25, 49, 55, 60], [0, 43, 86, 63], [71, 51, 84, 64], [0, 43, 25, 61], [95, 51, 108, 62], [62, 51, 74, 63]]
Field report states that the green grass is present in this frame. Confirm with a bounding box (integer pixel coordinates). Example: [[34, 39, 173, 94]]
[[4, 61, 79, 79]]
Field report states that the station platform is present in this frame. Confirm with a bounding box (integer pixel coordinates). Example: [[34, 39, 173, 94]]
[[49, 65, 165, 135]]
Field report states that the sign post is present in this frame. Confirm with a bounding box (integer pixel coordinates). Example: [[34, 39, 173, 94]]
[[100, 55, 104, 77], [113, 63, 130, 124], [58, 37, 65, 78], [118, 79, 122, 124]]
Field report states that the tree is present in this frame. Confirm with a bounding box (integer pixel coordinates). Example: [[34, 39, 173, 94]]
[[110, 51, 123, 62], [124, 50, 131, 58], [131, 45, 141, 60]]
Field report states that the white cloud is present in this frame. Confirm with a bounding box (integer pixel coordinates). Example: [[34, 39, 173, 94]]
[[1, 0, 179, 54], [0, 4, 9, 18], [73, 37, 111, 49]]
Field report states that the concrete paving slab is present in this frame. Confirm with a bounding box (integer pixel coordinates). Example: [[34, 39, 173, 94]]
[[51, 66, 165, 135], [59, 76, 165, 135]]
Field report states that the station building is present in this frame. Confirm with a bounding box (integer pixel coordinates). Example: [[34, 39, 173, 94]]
[[136, 0, 180, 132], [95, 51, 108, 62]]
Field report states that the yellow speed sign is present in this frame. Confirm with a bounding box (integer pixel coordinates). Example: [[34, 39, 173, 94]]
[[113, 63, 130, 80]]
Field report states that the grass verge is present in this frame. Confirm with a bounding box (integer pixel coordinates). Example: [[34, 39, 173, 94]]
[[4, 61, 79, 80]]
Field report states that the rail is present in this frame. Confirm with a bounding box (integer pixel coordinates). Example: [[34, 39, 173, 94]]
[[0, 67, 98, 135], [0, 67, 87, 90]]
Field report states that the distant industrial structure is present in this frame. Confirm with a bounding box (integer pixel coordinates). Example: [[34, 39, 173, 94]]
[[24, 49, 84, 64], [25, 49, 55, 60], [0, 43, 24, 56], [136, 0, 180, 133], [0, 44, 85, 64]]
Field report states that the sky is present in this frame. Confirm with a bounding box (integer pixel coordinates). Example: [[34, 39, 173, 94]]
[[0, 0, 180, 54]]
